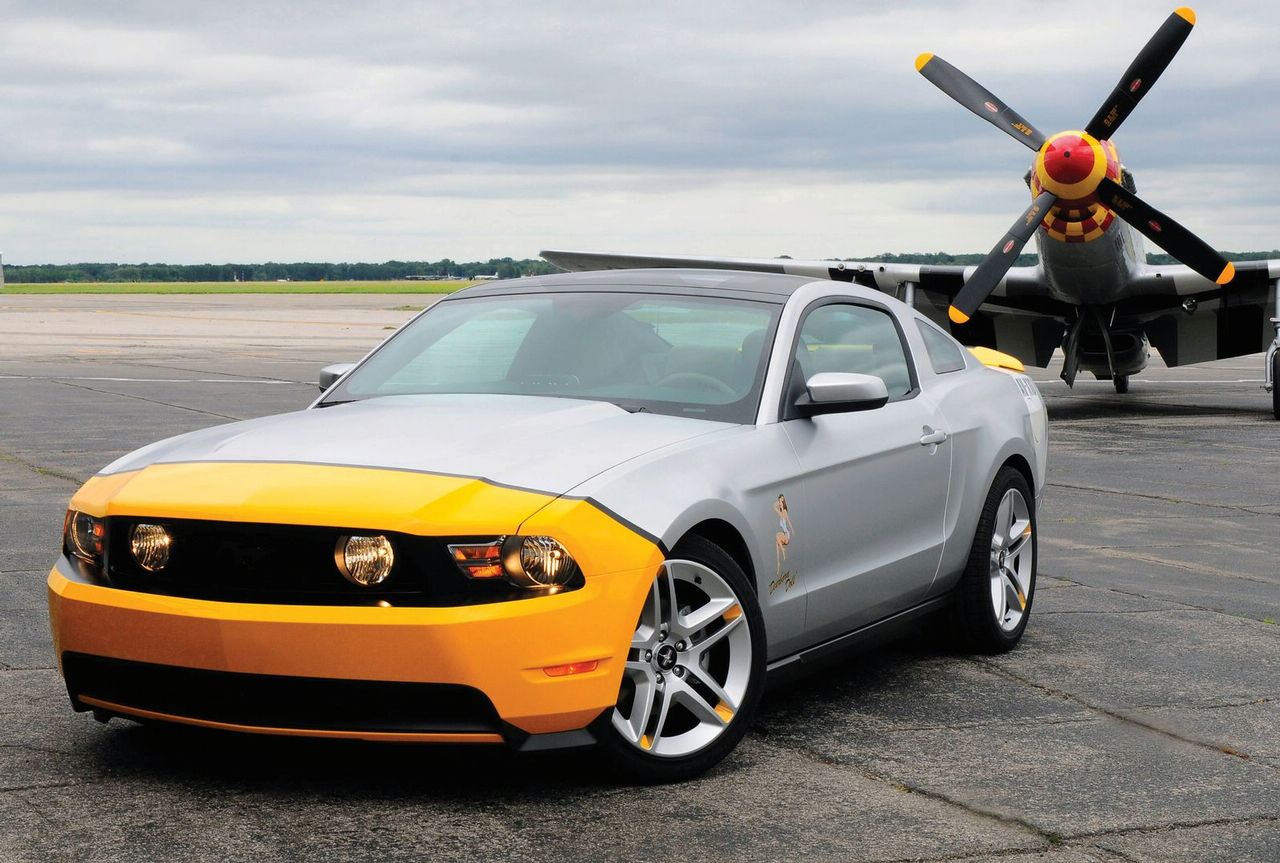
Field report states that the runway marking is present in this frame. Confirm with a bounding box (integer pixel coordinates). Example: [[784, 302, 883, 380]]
[[0, 375, 299, 384], [91, 309, 396, 327]]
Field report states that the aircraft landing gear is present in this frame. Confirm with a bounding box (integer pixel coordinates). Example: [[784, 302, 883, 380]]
[[1113, 374, 1130, 395], [1269, 349, 1279, 420], [1266, 278, 1279, 420]]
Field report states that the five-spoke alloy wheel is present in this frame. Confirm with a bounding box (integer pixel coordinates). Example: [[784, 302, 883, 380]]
[[600, 536, 765, 782], [955, 465, 1038, 652]]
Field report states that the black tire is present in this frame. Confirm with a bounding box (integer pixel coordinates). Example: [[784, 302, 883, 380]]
[[953, 466, 1037, 653], [1113, 374, 1130, 394], [1272, 352, 1279, 420], [596, 534, 767, 783]]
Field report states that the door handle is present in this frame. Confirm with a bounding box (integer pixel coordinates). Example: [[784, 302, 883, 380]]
[[920, 426, 948, 446]]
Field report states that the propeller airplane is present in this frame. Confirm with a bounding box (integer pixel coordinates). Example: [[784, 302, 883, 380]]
[[543, 7, 1280, 418]]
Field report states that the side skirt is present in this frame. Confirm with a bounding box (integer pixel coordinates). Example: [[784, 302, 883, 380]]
[[764, 593, 955, 688]]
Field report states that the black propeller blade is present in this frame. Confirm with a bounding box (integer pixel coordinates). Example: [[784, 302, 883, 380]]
[[1085, 8, 1196, 139], [915, 53, 1047, 151], [1095, 177, 1234, 285], [949, 190, 1057, 324]]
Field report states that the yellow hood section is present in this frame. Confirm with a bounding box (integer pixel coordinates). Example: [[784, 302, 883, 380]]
[[69, 461, 663, 577]]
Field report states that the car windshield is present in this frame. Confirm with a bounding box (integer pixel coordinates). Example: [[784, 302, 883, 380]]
[[321, 291, 780, 424]]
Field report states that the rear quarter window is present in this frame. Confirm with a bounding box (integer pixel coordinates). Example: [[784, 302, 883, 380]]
[[916, 319, 968, 374]]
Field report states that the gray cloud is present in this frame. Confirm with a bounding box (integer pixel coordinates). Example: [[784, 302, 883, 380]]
[[1, 0, 1277, 263]]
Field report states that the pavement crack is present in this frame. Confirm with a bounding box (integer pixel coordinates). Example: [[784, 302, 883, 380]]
[[753, 724, 1058, 848], [130, 359, 306, 385], [1066, 812, 1280, 843], [49, 377, 241, 421], [0, 743, 75, 757], [0, 450, 84, 485], [1047, 481, 1279, 518], [970, 659, 1264, 765], [1123, 694, 1280, 712], [0, 780, 86, 795], [1050, 575, 1279, 623]]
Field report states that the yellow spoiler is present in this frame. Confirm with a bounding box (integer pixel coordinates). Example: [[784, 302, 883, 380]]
[[967, 346, 1025, 372]]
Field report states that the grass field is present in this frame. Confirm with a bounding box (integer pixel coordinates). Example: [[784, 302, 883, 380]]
[[1, 280, 476, 294]]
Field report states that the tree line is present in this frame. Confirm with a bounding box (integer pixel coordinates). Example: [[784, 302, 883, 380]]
[[5, 250, 1277, 283], [2, 258, 560, 283]]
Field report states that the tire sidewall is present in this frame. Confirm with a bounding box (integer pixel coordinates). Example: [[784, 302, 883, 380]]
[[596, 535, 767, 783], [961, 466, 1037, 652]]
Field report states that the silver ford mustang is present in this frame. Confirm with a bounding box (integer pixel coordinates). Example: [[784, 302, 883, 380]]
[[49, 268, 1047, 782]]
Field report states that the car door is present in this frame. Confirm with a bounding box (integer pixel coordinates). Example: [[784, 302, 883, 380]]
[[780, 300, 952, 644]]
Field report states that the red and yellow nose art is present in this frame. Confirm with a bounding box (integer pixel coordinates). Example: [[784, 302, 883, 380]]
[[1031, 131, 1122, 243]]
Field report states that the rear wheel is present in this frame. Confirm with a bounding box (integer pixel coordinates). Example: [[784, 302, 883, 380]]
[[599, 535, 766, 783], [953, 466, 1037, 653], [1113, 374, 1130, 394]]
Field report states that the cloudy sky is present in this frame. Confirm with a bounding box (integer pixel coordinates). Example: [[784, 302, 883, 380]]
[[2, 0, 1278, 264]]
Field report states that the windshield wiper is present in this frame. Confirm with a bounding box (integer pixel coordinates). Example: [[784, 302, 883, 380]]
[[616, 403, 650, 414]]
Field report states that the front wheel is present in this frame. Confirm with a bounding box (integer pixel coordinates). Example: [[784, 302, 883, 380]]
[[598, 535, 766, 783], [1113, 373, 1130, 394], [953, 466, 1037, 653]]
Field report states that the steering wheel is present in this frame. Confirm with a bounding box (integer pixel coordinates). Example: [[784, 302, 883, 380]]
[[654, 371, 737, 397]]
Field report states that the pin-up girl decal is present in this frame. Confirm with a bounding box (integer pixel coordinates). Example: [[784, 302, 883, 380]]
[[770, 494, 795, 593]]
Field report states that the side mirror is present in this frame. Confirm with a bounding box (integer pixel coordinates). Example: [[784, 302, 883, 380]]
[[794, 372, 889, 416], [318, 362, 356, 392]]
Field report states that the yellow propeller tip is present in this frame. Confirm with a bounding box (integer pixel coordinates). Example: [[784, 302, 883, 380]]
[[1216, 261, 1235, 285], [915, 52, 934, 72], [1175, 7, 1196, 25], [948, 306, 970, 325]]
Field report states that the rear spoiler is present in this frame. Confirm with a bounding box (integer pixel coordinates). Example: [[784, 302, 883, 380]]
[[967, 346, 1025, 372]]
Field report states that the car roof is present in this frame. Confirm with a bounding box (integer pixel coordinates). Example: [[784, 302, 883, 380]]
[[449, 268, 825, 304]]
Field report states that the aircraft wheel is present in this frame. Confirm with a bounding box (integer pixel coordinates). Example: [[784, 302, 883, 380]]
[[1113, 374, 1130, 394], [1272, 353, 1279, 420]]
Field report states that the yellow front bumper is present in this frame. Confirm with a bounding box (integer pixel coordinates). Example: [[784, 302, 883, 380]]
[[48, 556, 654, 740], [51, 461, 667, 743]]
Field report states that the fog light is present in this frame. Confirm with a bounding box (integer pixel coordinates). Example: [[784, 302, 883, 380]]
[[336, 534, 394, 586], [503, 535, 577, 588], [129, 523, 172, 572]]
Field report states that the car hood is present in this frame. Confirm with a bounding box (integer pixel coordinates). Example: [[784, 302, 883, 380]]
[[102, 394, 730, 497]]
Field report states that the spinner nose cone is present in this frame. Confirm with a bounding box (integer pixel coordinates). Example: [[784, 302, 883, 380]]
[[1041, 134, 1096, 186], [1034, 130, 1108, 201]]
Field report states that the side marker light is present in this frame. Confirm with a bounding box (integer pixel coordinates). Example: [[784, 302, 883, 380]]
[[543, 660, 600, 678]]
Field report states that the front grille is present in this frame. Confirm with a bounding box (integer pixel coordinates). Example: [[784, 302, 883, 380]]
[[63, 652, 504, 736], [103, 517, 530, 606]]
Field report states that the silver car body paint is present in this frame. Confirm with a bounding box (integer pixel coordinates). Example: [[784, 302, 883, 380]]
[[94, 270, 1047, 665]]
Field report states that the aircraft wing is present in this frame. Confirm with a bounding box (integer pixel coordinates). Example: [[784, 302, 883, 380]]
[[1119, 259, 1280, 367], [541, 249, 1072, 367]]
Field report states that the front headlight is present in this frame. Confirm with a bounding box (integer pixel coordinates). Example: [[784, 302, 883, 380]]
[[504, 535, 576, 588], [64, 510, 105, 566], [449, 535, 579, 590]]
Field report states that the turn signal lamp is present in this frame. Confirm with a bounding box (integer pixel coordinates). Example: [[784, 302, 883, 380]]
[[448, 540, 505, 579], [449, 536, 579, 589]]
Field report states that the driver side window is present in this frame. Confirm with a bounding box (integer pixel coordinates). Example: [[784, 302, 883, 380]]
[[793, 304, 914, 399]]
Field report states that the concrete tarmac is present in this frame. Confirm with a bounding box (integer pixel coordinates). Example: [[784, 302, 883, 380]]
[[1, 294, 1277, 862]]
